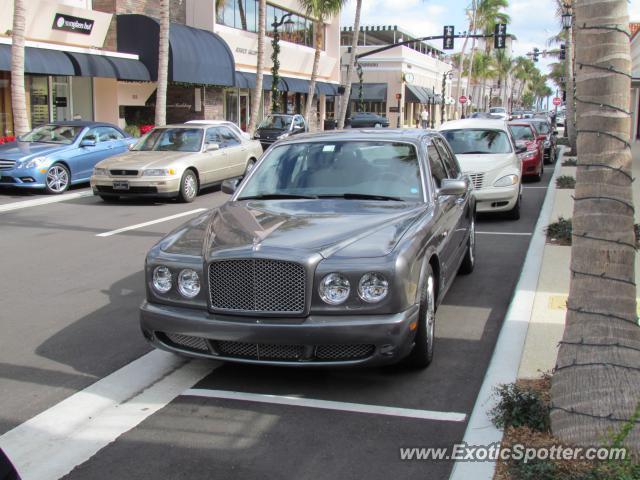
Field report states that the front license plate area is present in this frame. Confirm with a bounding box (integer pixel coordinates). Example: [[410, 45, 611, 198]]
[[113, 181, 129, 190]]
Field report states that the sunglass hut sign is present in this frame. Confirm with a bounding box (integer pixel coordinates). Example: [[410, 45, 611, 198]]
[[52, 13, 94, 35]]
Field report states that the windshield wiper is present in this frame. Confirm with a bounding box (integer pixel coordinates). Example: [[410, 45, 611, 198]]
[[317, 193, 405, 201], [237, 193, 319, 200]]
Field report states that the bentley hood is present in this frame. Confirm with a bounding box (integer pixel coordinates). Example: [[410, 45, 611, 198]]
[[159, 200, 428, 259]]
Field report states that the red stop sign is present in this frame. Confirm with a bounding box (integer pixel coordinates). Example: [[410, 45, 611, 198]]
[[459, 95, 468, 104], [553, 97, 562, 106]]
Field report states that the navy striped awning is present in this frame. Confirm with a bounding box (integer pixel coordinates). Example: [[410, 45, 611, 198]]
[[0, 44, 75, 76]]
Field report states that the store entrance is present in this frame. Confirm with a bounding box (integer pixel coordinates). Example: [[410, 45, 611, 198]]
[[225, 90, 250, 131]]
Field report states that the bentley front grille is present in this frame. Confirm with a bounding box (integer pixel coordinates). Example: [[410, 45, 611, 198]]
[[208, 259, 306, 314]]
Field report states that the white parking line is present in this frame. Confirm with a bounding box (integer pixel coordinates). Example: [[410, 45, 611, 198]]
[[523, 186, 548, 189], [182, 389, 467, 422], [0, 351, 215, 480], [0, 190, 93, 214], [476, 231, 532, 236], [96, 208, 207, 237]]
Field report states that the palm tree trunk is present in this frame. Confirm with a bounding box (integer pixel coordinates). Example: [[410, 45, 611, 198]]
[[550, 0, 640, 451], [247, 0, 266, 135], [304, 20, 322, 132], [11, 0, 28, 136], [337, 0, 362, 129], [463, 0, 478, 110], [565, 23, 577, 154], [154, 0, 170, 126], [453, 23, 473, 119]]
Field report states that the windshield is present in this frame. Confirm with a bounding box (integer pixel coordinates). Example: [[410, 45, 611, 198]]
[[509, 125, 535, 141], [258, 116, 293, 130], [441, 129, 512, 154], [531, 122, 550, 134], [237, 141, 423, 202], [133, 128, 203, 152], [489, 108, 506, 114], [21, 125, 83, 144]]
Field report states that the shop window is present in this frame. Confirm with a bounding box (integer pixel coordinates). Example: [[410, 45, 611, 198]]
[[0, 72, 13, 136], [29, 76, 50, 129]]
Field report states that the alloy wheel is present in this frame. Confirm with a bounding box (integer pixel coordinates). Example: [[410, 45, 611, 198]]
[[46, 165, 69, 193], [425, 275, 435, 359], [184, 174, 197, 200]]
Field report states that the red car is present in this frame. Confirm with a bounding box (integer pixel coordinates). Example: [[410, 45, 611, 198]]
[[508, 122, 543, 181]]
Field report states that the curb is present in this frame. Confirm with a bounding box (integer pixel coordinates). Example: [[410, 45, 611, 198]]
[[449, 147, 565, 480]]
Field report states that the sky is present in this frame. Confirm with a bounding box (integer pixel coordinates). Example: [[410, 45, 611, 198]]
[[341, 0, 640, 83]]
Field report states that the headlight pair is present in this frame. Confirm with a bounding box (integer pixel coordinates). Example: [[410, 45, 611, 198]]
[[519, 151, 536, 160], [152, 266, 200, 298], [319, 272, 389, 305]]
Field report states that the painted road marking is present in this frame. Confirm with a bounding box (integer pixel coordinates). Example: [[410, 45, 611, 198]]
[[523, 186, 548, 189], [476, 231, 532, 236], [182, 389, 467, 422], [0, 351, 215, 480], [0, 190, 93, 214], [96, 208, 207, 237]]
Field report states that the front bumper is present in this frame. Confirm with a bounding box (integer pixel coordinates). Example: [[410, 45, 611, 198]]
[[521, 156, 541, 176], [0, 168, 47, 188], [139, 301, 420, 367], [91, 175, 181, 197], [473, 184, 520, 213]]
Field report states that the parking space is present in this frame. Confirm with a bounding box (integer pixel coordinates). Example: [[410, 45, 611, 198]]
[[0, 162, 554, 479]]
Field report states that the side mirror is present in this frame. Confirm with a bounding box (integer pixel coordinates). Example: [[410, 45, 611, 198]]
[[292, 125, 304, 132], [221, 177, 241, 195], [80, 138, 96, 147], [206, 142, 220, 152], [438, 178, 467, 196], [516, 145, 528, 154]]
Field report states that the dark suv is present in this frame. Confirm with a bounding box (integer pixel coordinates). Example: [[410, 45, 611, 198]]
[[254, 114, 307, 150], [347, 112, 390, 128]]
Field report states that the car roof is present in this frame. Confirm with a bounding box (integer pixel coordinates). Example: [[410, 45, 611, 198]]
[[439, 119, 509, 131], [185, 120, 237, 126], [48, 120, 117, 128], [157, 124, 208, 129], [277, 128, 440, 145]]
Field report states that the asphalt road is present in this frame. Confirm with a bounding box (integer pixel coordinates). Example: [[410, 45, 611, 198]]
[[0, 166, 554, 480]]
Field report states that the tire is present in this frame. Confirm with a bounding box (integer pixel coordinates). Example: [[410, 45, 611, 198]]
[[374, 123, 381, 128], [534, 162, 543, 182], [459, 214, 475, 274], [506, 192, 521, 220], [99, 195, 120, 203], [44, 163, 70, 194], [178, 169, 198, 203], [404, 265, 436, 369]]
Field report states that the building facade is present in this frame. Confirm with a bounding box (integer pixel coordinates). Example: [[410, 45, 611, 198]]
[[0, 0, 341, 135], [341, 26, 454, 128]]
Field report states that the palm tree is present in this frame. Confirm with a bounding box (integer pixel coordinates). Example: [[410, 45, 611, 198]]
[[473, 51, 496, 110], [511, 56, 536, 108], [11, 0, 28, 136], [492, 49, 512, 107], [299, 0, 347, 131], [551, 0, 640, 450], [337, 0, 362, 129], [154, 0, 170, 126], [453, 3, 477, 118], [247, 0, 266, 135]]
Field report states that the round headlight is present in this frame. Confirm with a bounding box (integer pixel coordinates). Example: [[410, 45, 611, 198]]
[[319, 273, 350, 305], [152, 266, 172, 294], [178, 269, 200, 298], [358, 273, 389, 303]]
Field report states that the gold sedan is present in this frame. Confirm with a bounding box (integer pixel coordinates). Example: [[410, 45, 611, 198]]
[[90, 124, 263, 202]]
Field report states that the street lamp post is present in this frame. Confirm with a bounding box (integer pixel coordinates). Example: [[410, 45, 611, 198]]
[[561, 3, 572, 30], [270, 12, 294, 113], [430, 86, 436, 129]]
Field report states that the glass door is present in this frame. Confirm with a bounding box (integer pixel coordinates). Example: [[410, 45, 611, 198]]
[[29, 76, 50, 129], [239, 93, 249, 132], [51, 76, 71, 122]]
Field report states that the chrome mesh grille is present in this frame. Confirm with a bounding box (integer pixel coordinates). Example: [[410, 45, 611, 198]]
[[315, 344, 375, 360], [164, 333, 209, 353], [468, 173, 484, 190], [215, 341, 305, 360], [208, 259, 306, 313]]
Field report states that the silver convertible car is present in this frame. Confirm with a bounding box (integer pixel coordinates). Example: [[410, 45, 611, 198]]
[[140, 129, 476, 368]]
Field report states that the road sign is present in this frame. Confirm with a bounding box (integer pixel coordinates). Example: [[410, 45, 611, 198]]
[[494, 23, 507, 49], [553, 97, 562, 106], [459, 95, 468, 104], [443, 25, 455, 50]]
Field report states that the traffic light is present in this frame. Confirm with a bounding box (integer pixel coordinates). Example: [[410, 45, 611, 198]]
[[559, 44, 566, 60], [562, 90, 566, 102], [494, 23, 507, 49], [532, 48, 540, 62], [443, 25, 455, 50]]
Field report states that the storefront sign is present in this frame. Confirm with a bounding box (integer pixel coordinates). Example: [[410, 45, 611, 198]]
[[235, 47, 257, 56], [52, 13, 94, 35]]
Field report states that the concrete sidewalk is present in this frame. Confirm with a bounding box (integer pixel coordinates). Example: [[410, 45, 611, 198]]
[[518, 142, 640, 378]]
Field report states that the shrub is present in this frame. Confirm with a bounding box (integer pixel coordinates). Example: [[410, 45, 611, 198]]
[[556, 175, 576, 189], [490, 383, 550, 432], [546, 217, 572, 245], [508, 459, 558, 480], [124, 124, 140, 138], [562, 157, 577, 166]]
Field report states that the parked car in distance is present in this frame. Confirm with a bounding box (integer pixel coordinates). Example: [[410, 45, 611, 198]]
[[347, 112, 390, 128], [91, 124, 263, 203], [0, 121, 134, 194], [186, 120, 251, 140], [509, 122, 544, 181], [521, 118, 557, 164], [555, 111, 565, 127], [254, 114, 307, 151], [140, 129, 476, 368], [488, 107, 508, 120], [440, 118, 522, 219], [510, 110, 525, 120]]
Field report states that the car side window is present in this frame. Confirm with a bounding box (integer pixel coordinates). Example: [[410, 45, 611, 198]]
[[427, 144, 449, 189], [219, 127, 241, 148], [83, 128, 100, 143], [205, 127, 222, 145], [96, 127, 124, 142], [434, 139, 461, 178], [294, 116, 305, 129]]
